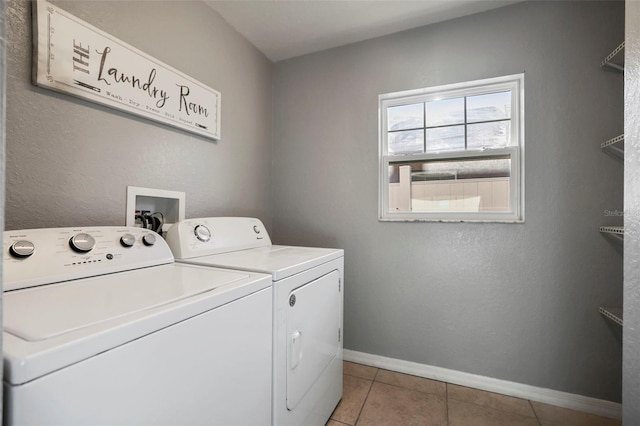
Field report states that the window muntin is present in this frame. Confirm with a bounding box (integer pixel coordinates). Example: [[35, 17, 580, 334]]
[[379, 74, 524, 222]]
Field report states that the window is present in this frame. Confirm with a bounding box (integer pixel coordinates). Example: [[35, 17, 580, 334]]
[[379, 74, 524, 222]]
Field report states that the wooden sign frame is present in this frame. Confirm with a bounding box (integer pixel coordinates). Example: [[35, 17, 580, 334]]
[[32, 1, 221, 140]]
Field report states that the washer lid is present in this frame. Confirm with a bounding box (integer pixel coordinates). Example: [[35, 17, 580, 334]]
[[3, 263, 272, 385], [180, 245, 344, 281], [5, 264, 252, 341]]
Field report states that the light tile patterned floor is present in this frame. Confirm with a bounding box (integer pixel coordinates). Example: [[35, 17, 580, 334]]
[[328, 361, 621, 426]]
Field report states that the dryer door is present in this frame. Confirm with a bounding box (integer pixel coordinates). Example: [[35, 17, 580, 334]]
[[286, 270, 340, 411]]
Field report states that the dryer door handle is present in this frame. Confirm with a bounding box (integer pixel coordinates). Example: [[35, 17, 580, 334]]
[[290, 330, 302, 370]]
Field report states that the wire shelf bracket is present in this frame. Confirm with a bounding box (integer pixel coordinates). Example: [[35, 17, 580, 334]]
[[601, 42, 625, 72], [601, 134, 624, 158], [599, 307, 623, 326], [599, 225, 624, 243]]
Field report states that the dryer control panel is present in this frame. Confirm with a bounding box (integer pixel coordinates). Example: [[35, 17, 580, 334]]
[[3, 227, 173, 291], [165, 217, 271, 259]]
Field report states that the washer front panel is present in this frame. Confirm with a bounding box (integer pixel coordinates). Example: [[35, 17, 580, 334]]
[[5, 288, 273, 426]]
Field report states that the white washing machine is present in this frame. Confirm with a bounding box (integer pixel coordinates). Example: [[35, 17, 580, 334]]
[[3, 226, 273, 426], [165, 217, 343, 426]]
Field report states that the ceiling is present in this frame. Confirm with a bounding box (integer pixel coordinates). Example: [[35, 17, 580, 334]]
[[205, 0, 522, 62]]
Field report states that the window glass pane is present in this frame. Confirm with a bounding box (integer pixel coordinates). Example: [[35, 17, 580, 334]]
[[467, 91, 511, 123], [425, 98, 464, 127], [468, 121, 511, 149], [426, 126, 464, 152], [387, 103, 424, 131], [388, 129, 424, 155], [388, 156, 511, 213]]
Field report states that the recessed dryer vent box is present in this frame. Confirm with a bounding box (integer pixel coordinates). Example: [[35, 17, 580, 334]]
[[126, 186, 185, 235]]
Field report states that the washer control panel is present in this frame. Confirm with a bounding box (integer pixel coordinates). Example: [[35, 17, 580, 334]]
[[3, 227, 173, 291], [165, 217, 271, 259]]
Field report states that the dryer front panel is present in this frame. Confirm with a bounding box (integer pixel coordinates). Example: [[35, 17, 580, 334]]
[[286, 269, 341, 411]]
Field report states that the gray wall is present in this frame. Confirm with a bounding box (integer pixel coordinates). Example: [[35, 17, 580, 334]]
[[1, 0, 6, 416], [5, 0, 273, 230], [273, 1, 625, 402], [4, 0, 628, 407], [624, 0, 640, 422]]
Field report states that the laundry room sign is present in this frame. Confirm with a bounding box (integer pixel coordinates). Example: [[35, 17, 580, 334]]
[[31, 1, 221, 140]]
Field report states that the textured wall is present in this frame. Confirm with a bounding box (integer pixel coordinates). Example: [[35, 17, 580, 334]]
[[5, 0, 273, 230], [273, 1, 625, 402], [624, 1, 640, 422], [1, 0, 6, 415]]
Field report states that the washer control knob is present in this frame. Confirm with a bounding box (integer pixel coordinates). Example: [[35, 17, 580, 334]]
[[9, 240, 35, 258], [69, 233, 95, 253], [120, 233, 135, 247], [253, 225, 261, 234], [194, 225, 212, 242], [142, 233, 157, 246]]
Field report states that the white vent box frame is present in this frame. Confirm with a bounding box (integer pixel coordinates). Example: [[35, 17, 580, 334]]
[[126, 186, 185, 234]]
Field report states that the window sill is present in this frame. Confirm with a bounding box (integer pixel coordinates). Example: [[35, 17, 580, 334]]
[[378, 215, 525, 224]]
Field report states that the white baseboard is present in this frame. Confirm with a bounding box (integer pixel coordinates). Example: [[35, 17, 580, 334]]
[[343, 349, 622, 420]]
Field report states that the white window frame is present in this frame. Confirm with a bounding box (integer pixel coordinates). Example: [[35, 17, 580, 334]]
[[378, 74, 525, 223]]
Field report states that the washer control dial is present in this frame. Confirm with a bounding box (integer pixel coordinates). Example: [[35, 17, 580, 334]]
[[120, 233, 135, 247], [194, 225, 212, 242], [142, 233, 157, 246], [9, 240, 35, 258], [69, 233, 96, 253]]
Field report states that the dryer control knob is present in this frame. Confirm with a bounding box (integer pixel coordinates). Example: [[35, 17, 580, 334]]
[[194, 225, 212, 242], [9, 240, 35, 258], [142, 233, 157, 246], [120, 233, 135, 247], [69, 233, 96, 253]]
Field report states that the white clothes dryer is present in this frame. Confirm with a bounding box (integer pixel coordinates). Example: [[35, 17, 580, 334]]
[[165, 217, 344, 426], [3, 226, 273, 426]]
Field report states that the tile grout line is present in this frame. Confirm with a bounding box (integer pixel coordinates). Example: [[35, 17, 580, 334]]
[[352, 369, 380, 425], [446, 385, 539, 419], [343, 370, 377, 424], [446, 382, 450, 426], [340, 363, 379, 425], [374, 368, 451, 425], [529, 399, 542, 426]]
